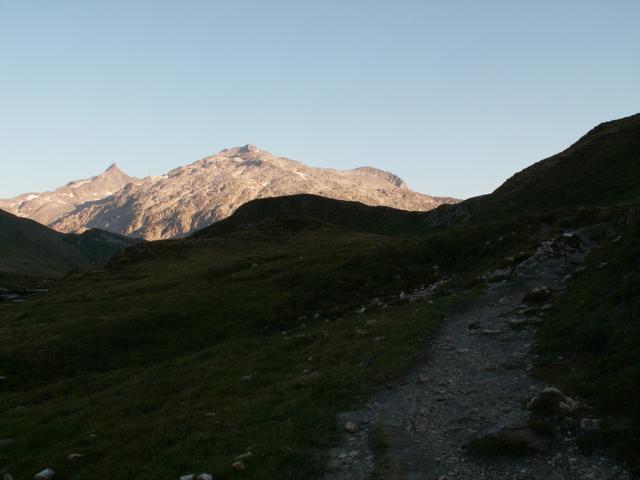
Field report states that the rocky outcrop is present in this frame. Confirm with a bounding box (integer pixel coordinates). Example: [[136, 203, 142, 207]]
[[50, 145, 457, 240]]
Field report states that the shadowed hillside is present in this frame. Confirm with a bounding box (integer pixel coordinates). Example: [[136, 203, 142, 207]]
[[193, 194, 430, 238], [0, 209, 138, 280], [478, 113, 640, 213]]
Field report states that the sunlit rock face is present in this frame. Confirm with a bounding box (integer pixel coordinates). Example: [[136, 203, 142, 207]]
[[0, 163, 136, 226], [5, 146, 457, 240]]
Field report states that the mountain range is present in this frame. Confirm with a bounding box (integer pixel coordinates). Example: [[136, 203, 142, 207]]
[[1, 145, 456, 240]]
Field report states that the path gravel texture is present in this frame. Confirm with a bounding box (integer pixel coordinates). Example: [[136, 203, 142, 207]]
[[325, 231, 632, 480]]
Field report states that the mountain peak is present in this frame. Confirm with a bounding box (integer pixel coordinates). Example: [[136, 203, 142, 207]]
[[104, 163, 121, 174], [217, 144, 267, 159], [239, 144, 259, 153], [100, 163, 134, 183], [0, 163, 138, 226]]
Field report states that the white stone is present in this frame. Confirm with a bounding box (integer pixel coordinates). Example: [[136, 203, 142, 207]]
[[34, 469, 55, 480]]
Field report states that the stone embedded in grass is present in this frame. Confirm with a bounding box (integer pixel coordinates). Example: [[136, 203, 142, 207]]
[[484, 267, 512, 283], [345, 421, 360, 433], [560, 395, 580, 413], [34, 469, 55, 480], [358, 357, 372, 368], [235, 451, 254, 462], [179, 475, 194, 480], [67, 453, 83, 461], [580, 418, 601, 431], [197, 474, 214, 480], [233, 451, 254, 469]]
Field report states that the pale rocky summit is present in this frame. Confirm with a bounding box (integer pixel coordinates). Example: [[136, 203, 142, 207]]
[[0, 163, 136, 226], [50, 145, 457, 240]]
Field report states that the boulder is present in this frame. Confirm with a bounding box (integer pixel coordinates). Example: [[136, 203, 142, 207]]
[[527, 387, 580, 416], [34, 469, 55, 480]]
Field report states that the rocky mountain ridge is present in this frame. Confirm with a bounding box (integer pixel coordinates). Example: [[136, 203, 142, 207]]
[[50, 145, 457, 240], [0, 164, 136, 226]]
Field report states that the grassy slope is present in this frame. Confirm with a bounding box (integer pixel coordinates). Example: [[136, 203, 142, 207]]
[[0, 210, 88, 278], [0, 214, 545, 479], [63, 229, 142, 266], [536, 206, 640, 473], [0, 209, 137, 280], [194, 194, 431, 238], [473, 113, 640, 215]]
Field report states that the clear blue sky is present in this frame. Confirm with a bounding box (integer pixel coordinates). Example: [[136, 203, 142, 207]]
[[1, 1, 639, 199]]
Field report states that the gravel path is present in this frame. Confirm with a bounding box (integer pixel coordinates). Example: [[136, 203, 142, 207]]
[[324, 232, 632, 480]]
